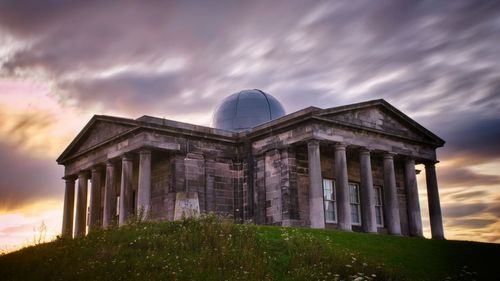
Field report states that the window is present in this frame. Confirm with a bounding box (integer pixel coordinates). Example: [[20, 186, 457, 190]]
[[349, 183, 361, 225], [323, 179, 336, 223], [374, 186, 384, 227]]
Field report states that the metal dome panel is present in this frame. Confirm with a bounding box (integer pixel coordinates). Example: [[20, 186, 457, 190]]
[[212, 89, 286, 132]]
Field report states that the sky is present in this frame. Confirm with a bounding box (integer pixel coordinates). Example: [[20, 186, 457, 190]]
[[0, 0, 499, 251]]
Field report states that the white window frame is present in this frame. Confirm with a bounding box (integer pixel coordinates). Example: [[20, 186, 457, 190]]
[[323, 179, 337, 223], [349, 183, 362, 226], [374, 186, 384, 227]]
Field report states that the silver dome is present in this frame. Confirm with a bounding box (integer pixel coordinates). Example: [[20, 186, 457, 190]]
[[212, 89, 286, 132]]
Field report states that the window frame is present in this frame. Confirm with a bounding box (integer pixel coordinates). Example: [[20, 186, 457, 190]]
[[348, 182, 362, 226], [322, 178, 337, 223], [374, 185, 384, 227]]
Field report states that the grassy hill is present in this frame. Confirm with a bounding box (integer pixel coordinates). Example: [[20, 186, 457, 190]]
[[0, 216, 499, 281]]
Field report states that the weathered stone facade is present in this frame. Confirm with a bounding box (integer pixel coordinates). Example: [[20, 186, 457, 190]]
[[58, 99, 445, 239]]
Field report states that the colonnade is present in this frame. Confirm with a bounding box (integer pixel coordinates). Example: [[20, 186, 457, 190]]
[[61, 141, 444, 240], [61, 149, 153, 238], [306, 140, 444, 239]]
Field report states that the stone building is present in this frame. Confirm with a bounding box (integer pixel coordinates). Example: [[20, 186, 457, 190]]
[[57, 89, 445, 239]]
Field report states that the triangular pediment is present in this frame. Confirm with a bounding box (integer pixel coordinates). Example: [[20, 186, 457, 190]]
[[75, 121, 134, 153], [317, 100, 444, 146], [57, 116, 137, 163]]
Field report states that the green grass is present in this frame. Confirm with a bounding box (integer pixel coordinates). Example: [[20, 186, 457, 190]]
[[0, 216, 499, 281]]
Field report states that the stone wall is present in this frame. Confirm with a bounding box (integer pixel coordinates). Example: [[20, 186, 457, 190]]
[[213, 161, 234, 215], [265, 150, 282, 224], [281, 148, 300, 225], [144, 143, 239, 220], [296, 145, 310, 226], [150, 152, 171, 220], [254, 155, 266, 224]]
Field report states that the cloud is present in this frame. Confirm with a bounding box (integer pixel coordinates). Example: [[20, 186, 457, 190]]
[[449, 191, 488, 201], [486, 205, 500, 219], [433, 116, 500, 160], [447, 218, 497, 229], [0, 105, 73, 157], [439, 167, 500, 188], [0, 110, 53, 146], [443, 203, 489, 218], [0, 140, 62, 211]]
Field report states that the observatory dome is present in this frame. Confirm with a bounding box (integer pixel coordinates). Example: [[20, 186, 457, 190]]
[[212, 89, 286, 132]]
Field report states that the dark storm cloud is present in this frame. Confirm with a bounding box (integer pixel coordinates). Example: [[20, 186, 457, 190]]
[[486, 205, 500, 219], [450, 191, 487, 201], [447, 218, 497, 229], [430, 116, 500, 167], [0, 141, 62, 211], [447, 118, 500, 156], [439, 167, 500, 188], [443, 203, 489, 218], [57, 72, 218, 116]]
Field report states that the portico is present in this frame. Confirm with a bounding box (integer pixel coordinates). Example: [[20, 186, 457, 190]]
[[298, 139, 442, 238], [58, 95, 445, 240]]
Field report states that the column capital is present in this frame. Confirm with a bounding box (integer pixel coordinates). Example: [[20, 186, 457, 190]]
[[106, 160, 116, 167], [424, 160, 438, 168], [403, 156, 416, 162], [122, 153, 134, 162], [307, 139, 320, 147], [335, 142, 347, 150], [91, 166, 102, 173], [62, 175, 77, 181], [383, 152, 396, 159], [78, 171, 90, 179], [359, 147, 371, 155], [139, 149, 152, 155]]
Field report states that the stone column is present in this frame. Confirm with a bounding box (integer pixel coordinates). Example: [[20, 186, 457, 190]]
[[307, 140, 325, 228], [103, 161, 117, 228], [119, 154, 134, 226], [405, 158, 423, 237], [383, 153, 401, 235], [359, 148, 376, 233], [335, 143, 351, 231], [88, 167, 102, 232], [137, 149, 152, 220], [425, 162, 445, 239], [61, 176, 76, 238], [74, 172, 88, 238]]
